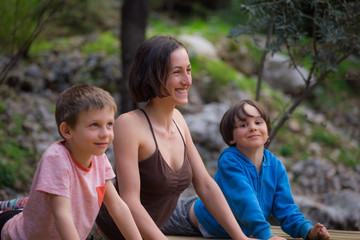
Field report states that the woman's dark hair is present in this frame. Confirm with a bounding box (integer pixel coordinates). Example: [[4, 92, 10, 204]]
[[220, 99, 271, 147], [128, 35, 187, 103]]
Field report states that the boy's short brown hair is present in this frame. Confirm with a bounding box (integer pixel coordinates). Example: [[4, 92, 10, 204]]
[[220, 99, 271, 147], [55, 83, 117, 138], [128, 35, 188, 103]]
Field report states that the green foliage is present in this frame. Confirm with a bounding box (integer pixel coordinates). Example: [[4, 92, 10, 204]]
[[0, 140, 33, 187], [311, 127, 340, 148], [0, 0, 67, 54], [0, 0, 42, 53], [229, 0, 360, 150], [231, 0, 360, 75], [190, 55, 256, 102], [149, 17, 230, 43], [338, 147, 359, 167], [179, 18, 231, 42], [30, 31, 119, 56], [0, 162, 17, 187], [0, 142, 27, 163], [80, 32, 119, 56], [11, 114, 25, 136], [279, 143, 294, 157], [0, 100, 6, 114]]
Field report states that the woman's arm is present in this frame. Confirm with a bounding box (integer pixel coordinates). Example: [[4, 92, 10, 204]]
[[103, 180, 142, 240], [114, 112, 168, 240], [175, 110, 251, 240], [50, 194, 80, 240]]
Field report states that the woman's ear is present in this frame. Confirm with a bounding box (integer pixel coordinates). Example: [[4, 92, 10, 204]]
[[59, 122, 72, 140]]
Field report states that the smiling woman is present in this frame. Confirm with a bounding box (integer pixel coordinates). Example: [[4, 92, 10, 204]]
[[89, 35, 253, 240]]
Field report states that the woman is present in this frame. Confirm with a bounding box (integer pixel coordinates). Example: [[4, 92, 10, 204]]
[[93, 35, 254, 240]]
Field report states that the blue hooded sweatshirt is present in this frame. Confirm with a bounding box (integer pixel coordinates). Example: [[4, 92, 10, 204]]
[[194, 147, 313, 240]]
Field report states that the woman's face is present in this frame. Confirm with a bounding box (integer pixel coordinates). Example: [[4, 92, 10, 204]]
[[165, 47, 192, 105]]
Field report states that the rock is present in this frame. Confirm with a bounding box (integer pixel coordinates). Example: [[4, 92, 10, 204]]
[[262, 53, 315, 95], [179, 34, 218, 58]]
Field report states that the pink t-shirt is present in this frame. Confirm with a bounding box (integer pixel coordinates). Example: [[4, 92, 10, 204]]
[[1, 141, 115, 240]]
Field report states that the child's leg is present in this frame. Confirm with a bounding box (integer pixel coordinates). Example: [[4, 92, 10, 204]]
[[0, 210, 22, 235], [87, 222, 109, 240], [0, 197, 28, 213]]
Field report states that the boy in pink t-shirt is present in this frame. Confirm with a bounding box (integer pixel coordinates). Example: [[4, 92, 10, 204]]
[[0, 84, 141, 240]]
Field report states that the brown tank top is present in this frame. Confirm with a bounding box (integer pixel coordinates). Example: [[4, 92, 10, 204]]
[[96, 109, 193, 240]]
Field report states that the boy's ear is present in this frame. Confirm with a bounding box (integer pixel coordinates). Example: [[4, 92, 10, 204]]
[[229, 138, 236, 145], [59, 122, 72, 140]]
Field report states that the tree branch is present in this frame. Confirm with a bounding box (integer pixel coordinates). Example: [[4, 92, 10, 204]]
[[265, 48, 356, 148], [256, 15, 274, 101]]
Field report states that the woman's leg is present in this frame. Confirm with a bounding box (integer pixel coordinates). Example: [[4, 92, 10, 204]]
[[162, 196, 201, 236]]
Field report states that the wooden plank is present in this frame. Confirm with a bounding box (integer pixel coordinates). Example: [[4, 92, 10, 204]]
[[167, 226, 360, 240]]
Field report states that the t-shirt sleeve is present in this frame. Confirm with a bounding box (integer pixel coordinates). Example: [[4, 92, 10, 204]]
[[103, 155, 116, 181], [35, 153, 71, 198]]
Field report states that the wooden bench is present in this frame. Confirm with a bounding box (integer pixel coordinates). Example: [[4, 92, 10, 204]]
[[167, 226, 360, 240]]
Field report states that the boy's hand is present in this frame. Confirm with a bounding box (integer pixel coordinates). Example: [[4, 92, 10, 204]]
[[307, 223, 330, 240]]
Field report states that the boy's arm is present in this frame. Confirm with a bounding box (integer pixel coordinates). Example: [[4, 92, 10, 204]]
[[103, 180, 142, 240], [216, 154, 274, 239], [182, 124, 251, 240], [49, 194, 80, 240], [271, 162, 312, 239]]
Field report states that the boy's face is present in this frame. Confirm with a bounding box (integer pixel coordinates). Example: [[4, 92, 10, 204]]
[[66, 108, 115, 161], [230, 104, 269, 151]]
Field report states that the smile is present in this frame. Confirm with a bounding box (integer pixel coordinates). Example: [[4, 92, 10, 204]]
[[248, 135, 260, 138], [176, 89, 188, 94]]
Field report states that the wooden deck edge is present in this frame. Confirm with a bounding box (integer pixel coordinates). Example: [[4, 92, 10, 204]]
[[167, 226, 360, 240]]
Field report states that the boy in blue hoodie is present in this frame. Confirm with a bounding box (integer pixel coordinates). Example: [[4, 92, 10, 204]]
[[163, 99, 330, 240]]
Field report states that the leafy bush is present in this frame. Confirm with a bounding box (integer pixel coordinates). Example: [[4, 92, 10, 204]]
[[0, 162, 17, 188], [279, 144, 295, 157], [311, 128, 340, 148], [190, 55, 256, 102], [80, 32, 119, 56]]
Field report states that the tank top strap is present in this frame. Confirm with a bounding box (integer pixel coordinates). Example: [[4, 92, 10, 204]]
[[172, 119, 186, 146], [139, 108, 158, 148]]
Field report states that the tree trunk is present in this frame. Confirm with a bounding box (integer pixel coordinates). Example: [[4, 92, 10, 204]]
[[119, 0, 149, 114]]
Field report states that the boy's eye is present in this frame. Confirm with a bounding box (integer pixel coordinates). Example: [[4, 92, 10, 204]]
[[107, 122, 113, 127]]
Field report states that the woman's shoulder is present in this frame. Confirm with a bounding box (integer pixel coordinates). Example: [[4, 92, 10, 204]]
[[173, 108, 186, 125], [116, 109, 145, 125], [114, 109, 148, 136]]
